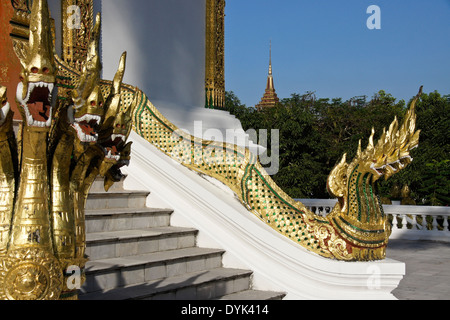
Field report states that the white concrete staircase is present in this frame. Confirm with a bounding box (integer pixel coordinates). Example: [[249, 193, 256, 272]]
[[79, 177, 286, 300]]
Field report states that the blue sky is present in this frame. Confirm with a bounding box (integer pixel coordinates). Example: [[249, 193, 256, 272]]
[[225, 0, 450, 107]]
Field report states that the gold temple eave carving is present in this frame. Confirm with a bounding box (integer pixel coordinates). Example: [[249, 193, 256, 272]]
[[205, 0, 225, 109]]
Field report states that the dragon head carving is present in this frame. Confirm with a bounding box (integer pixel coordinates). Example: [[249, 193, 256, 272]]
[[98, 52, 132, 163], [70, 84, 105, 144], [69, 14, 104, 144], [15, 0, 56, 129], [326, 87, 422, 256]]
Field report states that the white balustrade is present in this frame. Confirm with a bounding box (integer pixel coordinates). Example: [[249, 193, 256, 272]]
[[296, 199, 450, 242], [296, 199, 337, 217]]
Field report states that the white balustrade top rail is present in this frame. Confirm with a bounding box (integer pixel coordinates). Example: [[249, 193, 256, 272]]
[[296, 199, 450, 242]]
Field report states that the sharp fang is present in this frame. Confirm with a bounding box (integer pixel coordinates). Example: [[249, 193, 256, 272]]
[[75, 114, 101, 124], [386, 164, 397, 172], [111, 134, 126, 142], [370, 163, 384, 176]]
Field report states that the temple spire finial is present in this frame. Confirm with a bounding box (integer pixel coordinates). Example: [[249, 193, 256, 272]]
[[269, 40, 272, 76], [256, 40, 280, 110]]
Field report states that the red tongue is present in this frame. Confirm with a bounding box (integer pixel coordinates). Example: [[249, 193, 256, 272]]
[[28, 102, 50, 122], [80, 123, 95, 136], [108, 146, 118, 156]]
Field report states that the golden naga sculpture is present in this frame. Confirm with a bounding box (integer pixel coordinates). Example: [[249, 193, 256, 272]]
[[0, 0, 134, 300], [325, 87, 421, 259], [133, 86, 422, 262], [0, 0, 422, 300]]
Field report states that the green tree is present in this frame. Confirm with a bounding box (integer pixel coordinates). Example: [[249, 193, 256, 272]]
[[384, 91, 450, 205]]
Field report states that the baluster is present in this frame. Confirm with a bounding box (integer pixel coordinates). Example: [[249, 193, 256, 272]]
[[395, 214, 401, 230], [391, 214, 396, 229], [410, 214, 418, 230], [422, 214, 428, 231], [432, 216, 439, 231], [401, 214, 408, 229], [444, 217, 449, 232]]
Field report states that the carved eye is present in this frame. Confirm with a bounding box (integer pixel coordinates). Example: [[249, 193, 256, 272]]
[[42, 67, 49, 74], [90, 101, 96, 106], [122, 124, 126, 129], [31, 67, 39, 74], [1, 98, 7, 106], [116, 124, 121, 128], [99, 102, 103, 107]]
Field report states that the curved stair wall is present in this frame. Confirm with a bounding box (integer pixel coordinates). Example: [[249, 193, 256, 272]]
[[122, 130, 405, 300]]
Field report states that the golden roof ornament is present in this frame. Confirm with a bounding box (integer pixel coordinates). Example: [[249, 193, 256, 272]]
[[256, 41, 280, 110]]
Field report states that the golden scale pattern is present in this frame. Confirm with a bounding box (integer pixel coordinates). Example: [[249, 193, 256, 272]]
[[130, 89, 351, 260]]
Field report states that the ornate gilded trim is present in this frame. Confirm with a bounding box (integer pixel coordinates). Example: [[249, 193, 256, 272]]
[[61, 0, 94, 71], [205, 0, 225, 109]]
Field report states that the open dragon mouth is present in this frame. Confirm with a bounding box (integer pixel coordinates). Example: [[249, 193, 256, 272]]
[[71, 114, 102, 143], [17, 81, 54, 127], [102, 134, 126, 161], [371, 156, 413, 177]]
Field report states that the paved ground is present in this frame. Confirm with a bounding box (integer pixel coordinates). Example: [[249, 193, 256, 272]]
[[386, 239, 450, 300]]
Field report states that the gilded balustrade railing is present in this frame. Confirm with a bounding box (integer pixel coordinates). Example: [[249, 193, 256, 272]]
[[131, 84, 423, 261]]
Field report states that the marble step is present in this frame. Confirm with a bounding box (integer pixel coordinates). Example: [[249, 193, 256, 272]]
[[216, 289, 286, 300], [80, 268, 255, 300], [81, 247, 225, 294], [89, 175, 127, 193], [81, 178, 286, 300], [86, 227, 198, 260], [86, 207, 173, 233], [86, 190, 150, 210]]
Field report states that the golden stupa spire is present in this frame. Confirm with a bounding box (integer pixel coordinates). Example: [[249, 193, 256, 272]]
[[269, 40, 273, 76], [267, 40, 275, 91], [256, 40, 279, 110]]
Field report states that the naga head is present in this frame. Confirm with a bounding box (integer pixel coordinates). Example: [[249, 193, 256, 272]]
[[71, 13, 102, 108], [69, 13, 104, 144], [103, 108, 133, 161], [104, 141, 133, 191], [326, 87, 422, 258], [70, 85, 105, 144], [327, 87, 422, 210], [0, 87, 11, 129], [98, 52, 131, 162], [15, 0, 56, 128]]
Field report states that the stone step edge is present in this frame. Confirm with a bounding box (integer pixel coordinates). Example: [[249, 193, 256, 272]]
[[79, 268, 253, 300], [215, 289, 286, 300], [86, 227, 198, 244], [85, 207, 174, 218], [87, 190, 150, 198], [85, 247, 226, 274]]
